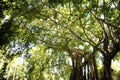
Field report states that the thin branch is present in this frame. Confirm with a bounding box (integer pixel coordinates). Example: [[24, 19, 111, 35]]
[[94, 16, 118, 28], [79, 17, 97, 46], [82, 27, 96, 46]]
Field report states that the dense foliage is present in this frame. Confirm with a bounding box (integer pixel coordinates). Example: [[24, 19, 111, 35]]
[[0, 0, 120, 80]]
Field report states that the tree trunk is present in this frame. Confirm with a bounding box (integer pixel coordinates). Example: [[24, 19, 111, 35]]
[[70, 58, 84, 80], [103, 56, 112, 80], [83, 65, 86, 80], [87, 63, 90, 80], [90, 62, 95, 80], [92, 55, 99, 80]]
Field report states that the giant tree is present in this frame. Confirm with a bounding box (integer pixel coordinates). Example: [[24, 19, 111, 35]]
[[1, 0, 120, 80]]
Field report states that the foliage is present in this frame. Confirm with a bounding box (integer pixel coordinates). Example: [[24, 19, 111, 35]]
[[0, 0, 120, 80]]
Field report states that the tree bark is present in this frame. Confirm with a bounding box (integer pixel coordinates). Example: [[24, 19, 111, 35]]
[[70, 58, 84, 80], [92, 56, 99, 80], [83, 65, 86, 80], [103, 56, 112, 80]]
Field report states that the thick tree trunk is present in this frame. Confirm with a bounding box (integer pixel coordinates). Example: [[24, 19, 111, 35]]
[[103, 56, 112, 80], [69, 49, 98, 80], [70, 66, 84, 80], [70, 58, 84, 80]]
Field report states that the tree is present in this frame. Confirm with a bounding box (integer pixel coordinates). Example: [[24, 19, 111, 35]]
[[0, 0, 120, 80]]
